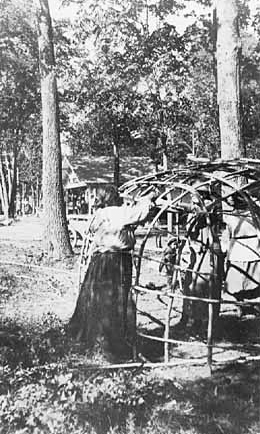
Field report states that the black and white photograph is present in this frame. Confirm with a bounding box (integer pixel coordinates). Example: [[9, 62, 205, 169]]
[[0, 0, 260, 433]]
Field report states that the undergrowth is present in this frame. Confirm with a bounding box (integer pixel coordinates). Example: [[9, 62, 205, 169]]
[[0, 314, 260, 434]]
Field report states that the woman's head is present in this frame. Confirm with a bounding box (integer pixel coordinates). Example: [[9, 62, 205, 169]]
[[94, 186, 121, 209]]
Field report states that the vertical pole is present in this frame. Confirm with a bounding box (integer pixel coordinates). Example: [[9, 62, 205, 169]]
[[31, 185, 35, 214], [16, 168, 20, 215], [175, 212, 179, 239], [167, 207, 173, 239], [88, 188, 91, 215], [207, 237, 215, 374], [132, 291, 138, 361], [164, 297, 173, 363], [207, 294, 213, 374], [19, 185, 22, 215]]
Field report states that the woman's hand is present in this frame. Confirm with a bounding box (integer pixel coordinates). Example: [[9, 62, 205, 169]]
[[146, 188, 161, 203]]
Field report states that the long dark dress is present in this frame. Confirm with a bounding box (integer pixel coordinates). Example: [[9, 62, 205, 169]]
[[69, 198, 153, 357]]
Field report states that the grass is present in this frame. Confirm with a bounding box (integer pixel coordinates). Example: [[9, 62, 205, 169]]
[[0, 221, 259, 434], [0, 313, 259, 434]]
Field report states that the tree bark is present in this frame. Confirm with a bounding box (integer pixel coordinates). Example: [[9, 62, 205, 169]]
[[0, 155, 10, 220], [216, 0, 244, 159], [113, 141, 120, 190], [36, 0, 72, 258], [8, 150, 17, 218]]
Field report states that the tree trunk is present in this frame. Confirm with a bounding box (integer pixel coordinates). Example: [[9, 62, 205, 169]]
[[181, 0, 245, 327], [36, 0, 72, 258], [216, 0, 244, 159], [113, 141, 120, 190], [0, 152, 17, 219], [9, 150, 17, 218], [0, 156, 10, 220]]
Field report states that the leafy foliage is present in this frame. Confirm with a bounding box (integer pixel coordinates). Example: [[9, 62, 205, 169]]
[[0, 312, 259, 434], [0, 0, 42, 198], [55, 0, 260, 163], [2, 0, 260, 174], [241, 17, 260, 157]]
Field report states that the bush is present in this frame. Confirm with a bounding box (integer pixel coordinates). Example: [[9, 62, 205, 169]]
[[0, 313, 259, 434]]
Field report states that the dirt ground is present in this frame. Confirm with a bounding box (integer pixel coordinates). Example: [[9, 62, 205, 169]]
[[0, 216, 77, 323], [0, 215, 260, 380]]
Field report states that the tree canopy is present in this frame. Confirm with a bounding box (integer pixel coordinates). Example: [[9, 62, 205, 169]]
[[1, 0, 260, 183]]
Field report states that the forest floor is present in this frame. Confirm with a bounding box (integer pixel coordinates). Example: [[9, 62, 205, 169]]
[[0, 215, 259, 434]]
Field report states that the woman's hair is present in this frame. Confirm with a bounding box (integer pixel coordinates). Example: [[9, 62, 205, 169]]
[[94, 186, 121, 209]]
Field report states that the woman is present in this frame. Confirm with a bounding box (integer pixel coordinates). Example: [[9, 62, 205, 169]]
[[69, 186, 157, 359]]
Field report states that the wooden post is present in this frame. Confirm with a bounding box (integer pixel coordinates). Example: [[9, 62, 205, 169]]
[[132, 290, 138, 361], [164, 296, 173, 364], [167, 206, 173, 239], [207, 288, 214, 374], [207, 225, 215, 375]]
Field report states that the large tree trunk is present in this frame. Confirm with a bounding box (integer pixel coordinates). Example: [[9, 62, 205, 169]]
[[181, 1, 243, 330], [0, 152, 16, 220], [216, 0, 244, 159], [37, 0, 72, 258], [9, 149, 17, 218], [113, 141, 120, 190], [0, 156, 9, 221], [113, 123, 120, 190]]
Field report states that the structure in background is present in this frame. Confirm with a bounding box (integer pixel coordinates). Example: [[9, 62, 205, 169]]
[[62, 154, 157, 215]]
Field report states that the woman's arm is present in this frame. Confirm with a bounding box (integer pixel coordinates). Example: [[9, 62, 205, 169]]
[[119, 195, 155, 227], [112, 190, 162, 227]]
